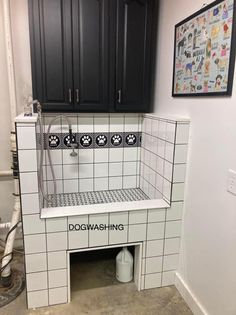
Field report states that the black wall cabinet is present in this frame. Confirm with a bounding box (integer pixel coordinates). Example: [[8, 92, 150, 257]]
[[29, 0, 157, 112]]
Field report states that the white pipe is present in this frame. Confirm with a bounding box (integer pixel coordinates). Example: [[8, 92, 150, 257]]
[[0, 222, 12, 230], [2, 0, 18, 130], [0, 222, 22, 230], [0, 170, 13, 178], [1, 197, 21, 278], [1, 0, 21, 282]]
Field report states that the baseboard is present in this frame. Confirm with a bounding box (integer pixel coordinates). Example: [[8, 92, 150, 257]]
[[175, 272, 209, 315]]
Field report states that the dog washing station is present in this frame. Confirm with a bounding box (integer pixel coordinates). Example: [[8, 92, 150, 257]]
[[16, 113, 190, 308]]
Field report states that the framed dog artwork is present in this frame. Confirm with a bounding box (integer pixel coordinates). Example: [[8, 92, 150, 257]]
[[172, 0, 236, 96]]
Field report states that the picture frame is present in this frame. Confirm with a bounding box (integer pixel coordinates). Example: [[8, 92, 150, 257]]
[[172, 0, 236, 96]]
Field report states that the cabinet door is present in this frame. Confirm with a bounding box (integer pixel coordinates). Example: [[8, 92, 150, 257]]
[[115, 0, 154, 112], [29, 0, 73, 111], [72, 0, 109, 111]]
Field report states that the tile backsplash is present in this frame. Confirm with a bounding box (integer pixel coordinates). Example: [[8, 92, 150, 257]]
[[37, 114, 143, 195]]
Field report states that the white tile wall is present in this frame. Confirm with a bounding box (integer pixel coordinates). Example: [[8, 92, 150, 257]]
[[48, 251, 67, 270], [145, 256, 163, 274], [26, 271, 48, 291], [27, 290, 48, 308], [21, 194, 40, 214], [24, 234, 46, 254], [47, 232, 67, 252], [23, 215, 45, 235], [146, 240, 164, 257], [145, 273, 161, 289]]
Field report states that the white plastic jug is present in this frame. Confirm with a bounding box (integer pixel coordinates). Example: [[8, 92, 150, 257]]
[[116, 247, 133, 283]]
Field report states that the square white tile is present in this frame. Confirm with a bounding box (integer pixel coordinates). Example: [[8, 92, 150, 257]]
[[24, 234, 46, 254], [165, 142, 174, 163], [89, 229, 108, 247], [94, 177, 108, 191], [17, 126, 36, 150], [163, 254, 179, 271], [109, 162, 123, 177], [46, 217, 67, 233], [110, 116, 124, 132], [123, 147, 138, 161], [78, 116, 93, 133], [48, 269, 67, 288], [164, 161, 173, 182], [47, 232, 67, 252], [166, 202, 183, 221], [27, 290, 48, 308], [109, 177, 123, 190], [123, 176, 137, 189], [89, 213, 108, 225], [146, 240, 164, 257], [164, 238, 180, 255], [48, 251, 67, 270], [79, 163, 93, 178], [47, 180, 63, 194], [21, 193, 40, 214], [23, 214, 45, 235], [145, 273, 161, 289], [94, 163, 108, 177], [173, 164, 186, 183], [79, 178, 93, 192], [109, 212, 128, 225], [64, 179, 78, 193], [78, 149, 94, 164], [145, 256, 163, 274], [158, 120, 167, 140], [18, 150, 37, 172], [176, 123, 189, 144], [49, 287, 67, 305], [123, 161, 137, 176], [147, 222, 165, 240], [45, 150, 62, 165], [157, 139, 165, 159], [94, 116, 109, 132], [129, 210, 147, 224], [163, 179, 171, 200], [69, 230, 89, 249], [26, 271, 48, 291], [109, 225, 128, 244], [166, 122, 176, 143], [128, 224, 146, 242], [174, 145, 188, 163], [25, 253, 47, 273], [109, 148, 123, 162], [94, 148, 108, 162], [63, 149, 79, 165], [63, 164, 79, 179], [124, 115, 139, 132], [148, 209, 165, 223], [20, 172, 38, 194], [171, 183, 185, 201], [45, 165, 63, 180], [165, 221, 182, 238], [162, 270, 175, 286]]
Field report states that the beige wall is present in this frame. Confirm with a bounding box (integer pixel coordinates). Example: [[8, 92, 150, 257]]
[[154, 1, 236, 314]]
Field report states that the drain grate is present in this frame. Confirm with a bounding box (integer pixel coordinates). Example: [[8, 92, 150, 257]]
[[46, 188, 149, 208]]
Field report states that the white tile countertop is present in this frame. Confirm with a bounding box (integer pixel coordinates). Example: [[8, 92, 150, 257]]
[[41, 198, 170, 219]]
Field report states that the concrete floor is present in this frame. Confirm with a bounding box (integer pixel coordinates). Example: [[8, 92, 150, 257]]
[[1, 252, 193, 315]]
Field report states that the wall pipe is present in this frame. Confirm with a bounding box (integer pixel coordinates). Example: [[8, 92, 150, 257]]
[[1, 0, 21, 287]]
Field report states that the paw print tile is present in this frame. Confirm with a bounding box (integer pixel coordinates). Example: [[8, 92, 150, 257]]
[[80, 135, 92, 147], [111, 134, 122, 146], [96, 134, 108, 147], [63, 134, 76, 148], [126, 134, 137, 145], [48, 134, 60, 148]]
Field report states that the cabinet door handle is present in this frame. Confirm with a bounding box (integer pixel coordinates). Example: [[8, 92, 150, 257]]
[[76, 89, 79, 103], [117, 89, 122, 103], [68, 89, 72, 103]]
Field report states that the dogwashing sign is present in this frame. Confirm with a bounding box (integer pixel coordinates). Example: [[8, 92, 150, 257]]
[[69, 224, 124, 231]]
